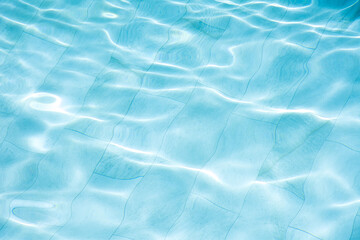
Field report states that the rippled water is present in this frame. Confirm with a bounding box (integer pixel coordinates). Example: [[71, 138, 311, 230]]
[[1, 0, 360, 239]]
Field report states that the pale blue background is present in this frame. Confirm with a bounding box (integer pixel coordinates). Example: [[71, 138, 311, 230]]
[[1, 0, 360, 239]]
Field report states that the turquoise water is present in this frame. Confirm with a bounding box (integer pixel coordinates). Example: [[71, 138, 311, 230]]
[[1, 0, 360, 239]]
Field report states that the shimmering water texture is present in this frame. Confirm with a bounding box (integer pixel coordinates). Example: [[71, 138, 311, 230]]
[[1, 0, 360, 239]]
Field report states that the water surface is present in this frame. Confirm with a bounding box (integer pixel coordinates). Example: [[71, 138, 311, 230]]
[[1, 0, 360, 239]]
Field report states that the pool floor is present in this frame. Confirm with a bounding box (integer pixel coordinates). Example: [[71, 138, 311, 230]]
[[1, 0, 360, 239]]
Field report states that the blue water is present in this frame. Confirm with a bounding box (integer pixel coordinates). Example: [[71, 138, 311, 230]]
[[1, 0, 360, 239]]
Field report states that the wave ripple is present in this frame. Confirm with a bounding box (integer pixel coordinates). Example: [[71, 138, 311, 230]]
[[1, 0, 360, 239]]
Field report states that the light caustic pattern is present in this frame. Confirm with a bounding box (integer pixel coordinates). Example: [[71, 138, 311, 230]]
[[0, 0, 360, 239]]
